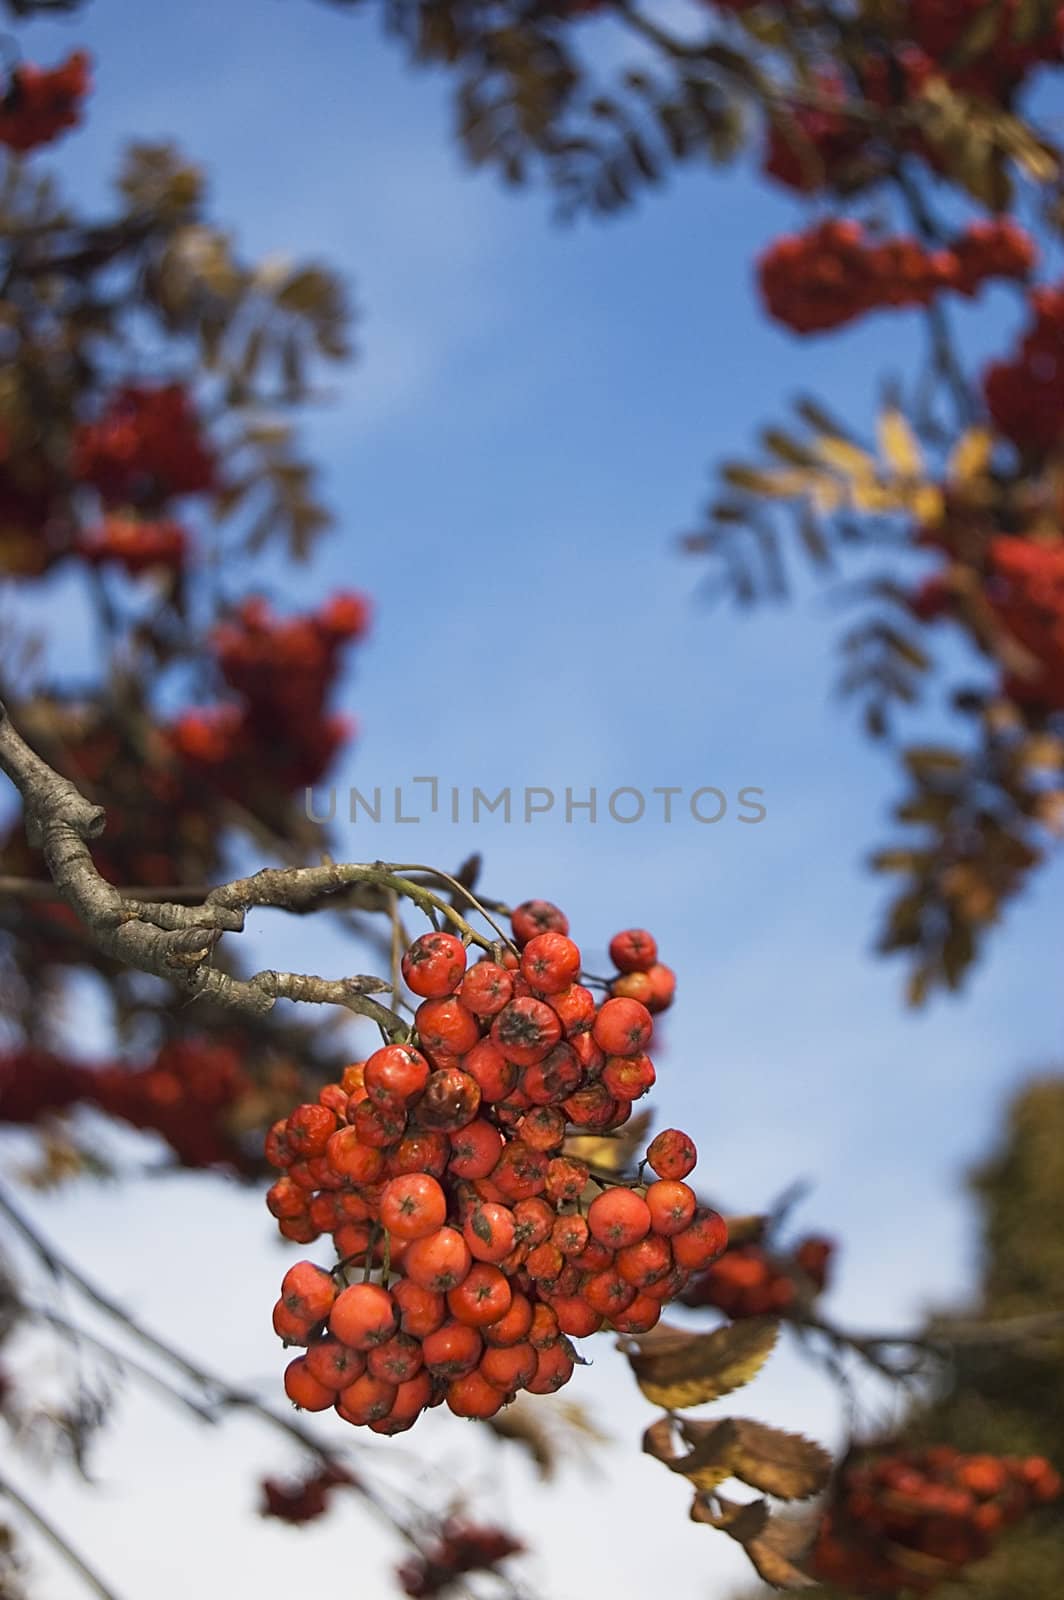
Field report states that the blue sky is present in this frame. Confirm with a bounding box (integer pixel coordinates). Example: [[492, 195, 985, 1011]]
[[4, 2, 1064, 1597]]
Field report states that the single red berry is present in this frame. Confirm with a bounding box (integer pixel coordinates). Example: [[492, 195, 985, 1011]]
[[520, 931, 582, 995], [609, 928, 659, 973], [402, 931, 467, 997], [592, 997, 653, 1057], [379, 1172, 448, 1240], [459, 960, 514, 1017], [364, 1043, 431, 1106], [645, 1128, 697, 1180], [511, 899, 570, 947], [588, 1187, 652, 1249]]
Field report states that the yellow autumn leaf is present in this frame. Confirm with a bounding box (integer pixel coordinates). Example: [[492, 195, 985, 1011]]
[[878, 407, 924, 478], [948, 427, 994, 483], [812, 434, 877, 480]]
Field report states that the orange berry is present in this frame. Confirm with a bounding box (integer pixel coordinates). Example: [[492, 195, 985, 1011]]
[[380, 1172, 448, 1240], [588, 1188, 652, 1249], [403, 1226, 472, 1292], [328, 1283, 398, 1350], [284, 1356, 334, 1411]]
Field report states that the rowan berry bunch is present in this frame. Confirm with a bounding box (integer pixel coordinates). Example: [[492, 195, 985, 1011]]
[[75, 515, 189, 576], [72, 383, 215, 507], [682, 1234, 835, 1319], [0, 51, 91, 153], [258, 1463, 357, 1526], [984, 282, 1064, 454], [397, 1520, 525, 1599], [759, 220, 1036, 336], [810, 1444, 1062, 1594], [0, 1039, 259, 1171], [266, 903, 726, 1434], [171, 592, 369, 792]]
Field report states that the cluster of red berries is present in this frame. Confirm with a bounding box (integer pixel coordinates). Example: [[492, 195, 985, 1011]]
[[267, 904, 725, 1433], [986, 536, 1064, 709], [0, 51, 91, 153], [984, 283, 1064, 454], [398, 1521, 525, 1599], [811, 1445, 1062, 1593], [759, 220, 1035, 336], [72, 384, 215, 507], [259, 1463, 356, 1526], [171, 592, 370, 792], [75, 515, 189, 576], [906, 0, 1064, 99], [0, 1040, 255, 1171], [682, 1234, 834, 1319]]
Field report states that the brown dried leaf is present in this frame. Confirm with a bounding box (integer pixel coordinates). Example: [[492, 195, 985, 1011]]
[[622, 1317, 779, 1409]]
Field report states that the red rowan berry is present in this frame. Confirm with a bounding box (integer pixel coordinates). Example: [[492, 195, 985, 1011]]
[[318, 1084, 349, 1118], [551, 1296, 603, 1339], [393, 1278, 446, 1338], [528, 1303, 560, 1349], [592, 997, 652, 1057], [609, 929, 658, 973], [491, 998, 563, 1067], [512, 1196, 555, 1247], [602, 1053, 656, 1100], [273, 1300, 314, 1345], [329, 1283, 398, 1350], [387, 1130, 451, 1179], [282, 1261, 338, 1324], [562, 1082, 613, 1127], [549, 983, 597, 1035], [417, 1068, 482, 1132], [459, 961, 514, 1018], [416, 995, 480, 1058], [267, 1177, 310, 1221], [672, 1208, 728, 1270], [446, 1370, 506, 1418], [402, 932, 467, 998], [520, 932, 582, 995], [368, 1332, 424, 1384], [525, 1341, 574, 1394], [570, 1237, 613, 1273], [380, 1173, 448, 1241], [616, 1234, 672, 1288], [284, 1357, 335, 1411], [492, 1143, 550, 1202], [365, 1044, 431, 1106], [423, 1320, 483, 1378], [265, 1120, 294, 1168], [463, 1202, 517, 1263], [645, 1128, 697, 1179], [610, 971, 654, 1005], [646, 1179, 696, 1235], [286, 1103, 338, 1158], [479, 1340, 538, 1393], [644, 963, 676, 1013], [545, 1157, 589, 1205], [326, 1126, 386, 1184], [352, 1098, 406, 1149], [448, 1117, 503, 1179], [462, 1039, 517, 1103], [582, 1269, 637, 1318], [526, 1242, 564, 1284], [520, 1042, 582, 1104], [484, 1292, 534, 1347], [588, 1188, 651, 1249], [610, 1293, 662, 1334], [515, 1105, 566, 1151], [336, 1372, 397, 1425], [340, 1063, 366, 1095], [404, 1226, 472, 1292], [305, 1339, 366, 1391], [371, 1370, 432, 1434], [551, 1214, 590, 1258], [279, 1216, 322, 1244], [511, 900, 569, 946], [448, 1263, 512, 1327]]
